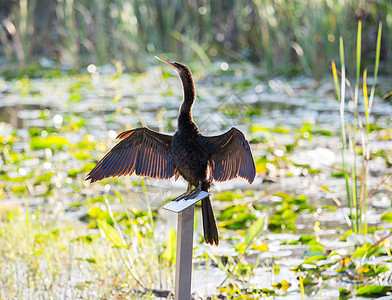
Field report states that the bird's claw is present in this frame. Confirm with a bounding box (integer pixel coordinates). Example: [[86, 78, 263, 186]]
[[172, 184, 202, 202], [183, 184, 202, 200], [172, 192, 188, 202]]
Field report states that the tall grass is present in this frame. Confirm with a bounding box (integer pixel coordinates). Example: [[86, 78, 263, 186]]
[[3, 0, 37, 65], [331, 21, 384, 234], [0, 0, 390, 76]]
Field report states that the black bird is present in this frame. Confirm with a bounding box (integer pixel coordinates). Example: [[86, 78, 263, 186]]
[[86, 57, 256, 245]]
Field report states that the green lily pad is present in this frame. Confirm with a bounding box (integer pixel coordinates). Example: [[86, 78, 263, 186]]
[[356, 285, 392, 297]]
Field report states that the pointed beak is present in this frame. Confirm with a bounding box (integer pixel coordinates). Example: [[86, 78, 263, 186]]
[[155, 56, 178, 72]]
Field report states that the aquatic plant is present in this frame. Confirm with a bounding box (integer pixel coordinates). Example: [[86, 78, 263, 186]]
[[1, 1, 391, 77], [1, 46, 392, 298], [331, 21, 390, 234]]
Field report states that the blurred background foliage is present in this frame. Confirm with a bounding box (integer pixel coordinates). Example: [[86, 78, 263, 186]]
[[0, 0, 391, 78]]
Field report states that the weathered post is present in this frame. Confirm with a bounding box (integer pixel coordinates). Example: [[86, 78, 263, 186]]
[[163, 191, 210, 300]]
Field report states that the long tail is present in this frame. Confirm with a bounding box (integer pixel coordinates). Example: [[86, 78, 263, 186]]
[[201, 181, 219, 246]]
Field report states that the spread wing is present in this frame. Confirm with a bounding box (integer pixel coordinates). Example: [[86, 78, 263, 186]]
[[86, 127, 176, 183], [203, 127, 255, 184]]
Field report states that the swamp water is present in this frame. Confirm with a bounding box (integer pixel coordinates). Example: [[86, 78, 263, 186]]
[[0, 64, 391, 299]]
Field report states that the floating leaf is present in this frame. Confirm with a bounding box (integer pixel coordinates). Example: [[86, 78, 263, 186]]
[[11, 185, 28, 194], [218, 204, 256, 230], [359, 264, 389, 276], [356, 285, 392, 297], [272, 280, 291, 292], [353, 243, 381, 259], [339, 288, 351, 297], [375, 266, 389, 275], [73, 151, 92, 160], [303, 255, 327, 265], [353, 243, 371, 258], [299, 235, 317, 245], [252, 243, 269, 252], [303, 244, 325, 258], [214, 191, 243, 201], [31, 136, 70, 150], [381, 212, 392, 223]]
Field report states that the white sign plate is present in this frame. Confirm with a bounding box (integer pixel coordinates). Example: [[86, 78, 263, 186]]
[[163, 191, 210, 213]]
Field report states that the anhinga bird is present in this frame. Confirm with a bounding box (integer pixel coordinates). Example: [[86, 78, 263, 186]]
[[86, 57, 256, 246]]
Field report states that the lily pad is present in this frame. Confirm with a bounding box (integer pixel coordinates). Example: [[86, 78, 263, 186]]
[[356, 285, 392, 297]]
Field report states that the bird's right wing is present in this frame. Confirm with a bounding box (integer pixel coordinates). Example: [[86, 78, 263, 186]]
[[86, 127, 177, 182], [203, 127, 256, 184]]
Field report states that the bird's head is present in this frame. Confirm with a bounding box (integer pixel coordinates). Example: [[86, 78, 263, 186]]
[[155, 56, 192, 80]]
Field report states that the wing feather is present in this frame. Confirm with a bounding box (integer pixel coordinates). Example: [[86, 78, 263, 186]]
[[126, 146, 138, 175], [86, 127, 175, 182], [112, 148, 129, 177], [150, 148, 157, 178], [146, 146, 154, 176], [121, 148, 133, 176], [114, 148, 128, 177], [202, 127, 256, 184]]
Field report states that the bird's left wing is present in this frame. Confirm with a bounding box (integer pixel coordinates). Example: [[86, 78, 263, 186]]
[[86, 127, 176, 183], [202, 127, 256, 184]]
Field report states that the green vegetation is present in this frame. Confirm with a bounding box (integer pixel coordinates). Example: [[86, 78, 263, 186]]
[[1, 2, 392, 296], [1, 1, 391, 77], [331, 21, 390, 234]]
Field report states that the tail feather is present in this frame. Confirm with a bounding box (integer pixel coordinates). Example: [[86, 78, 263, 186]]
[[201, 197, 219, 246]]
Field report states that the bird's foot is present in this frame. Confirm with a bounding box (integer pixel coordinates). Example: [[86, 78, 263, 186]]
[[183, 184, 202, 200], [172, 191, 189, 202], [171, 183, 202, 202]]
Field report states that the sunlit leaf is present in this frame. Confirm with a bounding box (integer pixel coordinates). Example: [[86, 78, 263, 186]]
[[303, 244, 325, 258], [245, 217, 265, 247], [299, 235, 317, 245], [73, 151, 92, 160], [87, 207, 112, 225], [339, 288, 351, 297], [97, 219, 126, 248], [75, 257, 96, 264], [11, 185, 28, 194], [273, 264, 280, 275], [356, 285, 392, 297], [214, 191, 243, 201], [363, 69, 369, 125], [272, 280, 291, 292], [353, 243, 371, 258], [353, 243, 381, 259], [303, 255, 327, 264], [162, 228, 176, 263], [251, 243, 269, 252], [381, 212, 392, 223], [375, 266, 389, 275], [331, 61, 340, 100], [30, 136, 70, 150], [339, 229, 353, 241]]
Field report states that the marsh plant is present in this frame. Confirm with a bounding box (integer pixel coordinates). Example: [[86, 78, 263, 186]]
[[1, 1, 391, 76], [331, 21, 390, 234]]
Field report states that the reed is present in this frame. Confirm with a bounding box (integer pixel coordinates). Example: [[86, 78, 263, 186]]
[[331, 21, 383, 234], [0, 1, 390, 76]]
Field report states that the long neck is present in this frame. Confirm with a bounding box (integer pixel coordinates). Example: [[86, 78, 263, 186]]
[[178, 72, 197, 131]]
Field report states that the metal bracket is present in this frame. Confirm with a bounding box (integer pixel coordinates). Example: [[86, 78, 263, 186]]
[[163, 191, 210, 300]]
